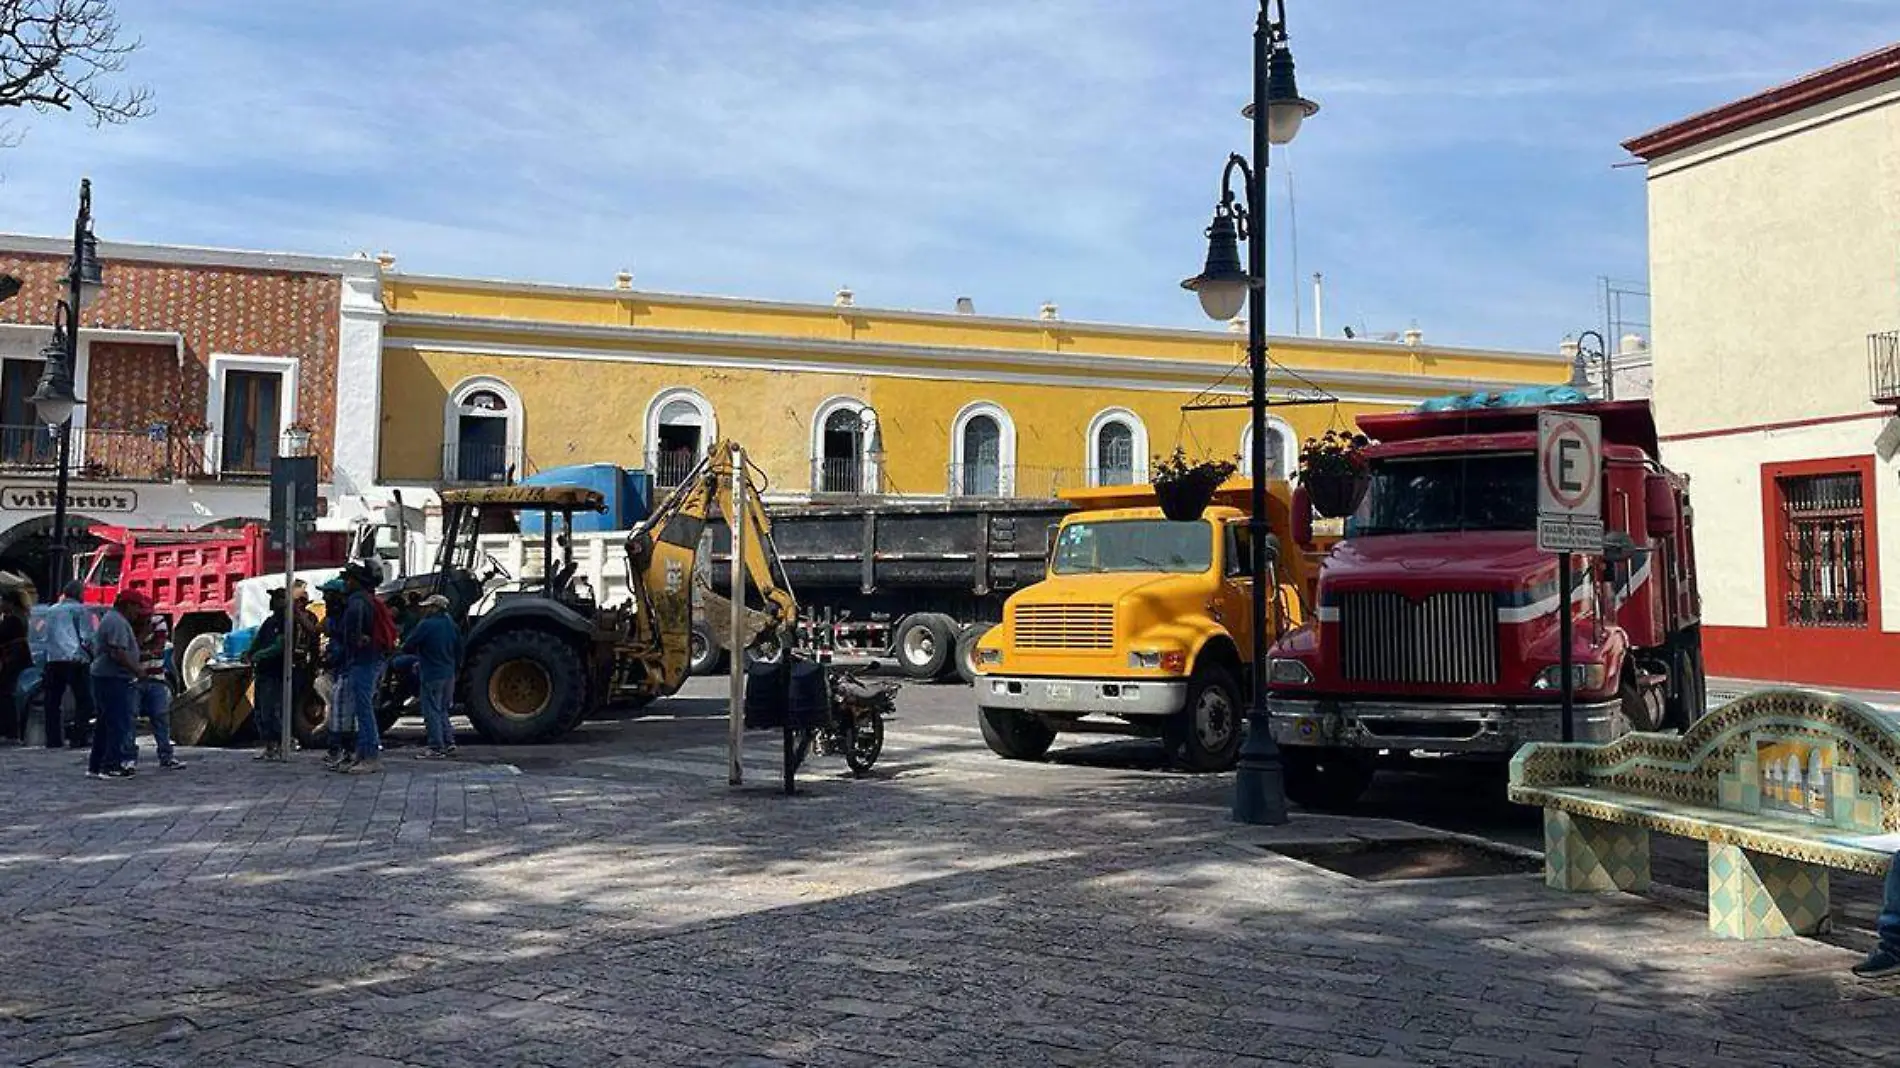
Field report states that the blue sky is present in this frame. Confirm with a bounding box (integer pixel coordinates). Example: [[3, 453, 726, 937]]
[[1, 1, 1897, 352]]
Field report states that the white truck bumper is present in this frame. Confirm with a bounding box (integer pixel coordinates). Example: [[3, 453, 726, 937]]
[[977, 675, 1187, 718]]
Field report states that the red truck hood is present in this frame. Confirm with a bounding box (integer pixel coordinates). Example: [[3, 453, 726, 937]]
[[1321, 532, 1559, 597]]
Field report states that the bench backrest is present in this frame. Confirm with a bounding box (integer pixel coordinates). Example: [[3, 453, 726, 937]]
[[1510, 688, 1900, 835]]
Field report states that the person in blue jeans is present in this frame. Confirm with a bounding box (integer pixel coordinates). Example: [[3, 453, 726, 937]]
[[1855, 852, 1900, 980], [404, 594, 461, 759], [123, 613, 183, 770], [87, 590, 148, 779], [334, 564, 386, 775]]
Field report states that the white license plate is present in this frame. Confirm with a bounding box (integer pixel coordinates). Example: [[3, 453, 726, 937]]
[[1046, 683, 1074, 702]]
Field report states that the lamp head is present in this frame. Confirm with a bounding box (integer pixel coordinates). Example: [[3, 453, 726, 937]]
[[30, 334, 82, 426], [61, 230, 106, 310], [1181, 203, 1251, 322]]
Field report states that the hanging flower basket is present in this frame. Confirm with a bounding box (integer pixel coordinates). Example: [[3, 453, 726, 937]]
[[1151, 448, 1237, 522], [1297, 430, 1373, 519]]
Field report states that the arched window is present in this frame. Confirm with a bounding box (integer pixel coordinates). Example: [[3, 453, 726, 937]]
[[1085, 408, 1148, 487], [1240, 416, 1296, 481], [443, 376, 523, 482], [644, 388, 716, 488], [811, 396, 879, 494], [950, 402, 1016, 497]]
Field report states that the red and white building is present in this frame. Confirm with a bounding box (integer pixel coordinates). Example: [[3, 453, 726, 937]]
[[0, 236, 384, 590], [1626, 43, 1900, 690]]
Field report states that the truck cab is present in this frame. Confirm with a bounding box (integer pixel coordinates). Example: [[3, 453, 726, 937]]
[[973, 482, 1312, 771], [1264, 400, 1703, 808]]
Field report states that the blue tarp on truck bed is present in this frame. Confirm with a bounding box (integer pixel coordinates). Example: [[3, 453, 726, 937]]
[[1417, 385, 1590, 412]]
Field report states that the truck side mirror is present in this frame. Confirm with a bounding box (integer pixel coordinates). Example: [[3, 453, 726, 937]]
[[1644, 474, 1678, 537], [1602, 531, 1649, 565], [1290, 486, 1314, 547]]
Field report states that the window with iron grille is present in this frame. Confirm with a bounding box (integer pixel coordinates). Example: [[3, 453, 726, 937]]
[[1778, 471, 1868, 628]]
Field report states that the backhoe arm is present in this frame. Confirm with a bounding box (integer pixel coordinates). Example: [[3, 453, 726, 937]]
[[621, 441, 797, 697]]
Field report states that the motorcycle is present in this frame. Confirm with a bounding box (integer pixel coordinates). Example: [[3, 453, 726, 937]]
[[789, 663, 896, 777]]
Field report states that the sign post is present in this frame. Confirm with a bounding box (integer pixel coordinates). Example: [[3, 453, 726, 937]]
[[1537, 410, 1603, 743], [727, 443, 746, 787], [270, 456, 318, 760]]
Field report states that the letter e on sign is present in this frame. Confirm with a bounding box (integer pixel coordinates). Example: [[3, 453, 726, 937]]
[[1537, 410, 1604, 553]]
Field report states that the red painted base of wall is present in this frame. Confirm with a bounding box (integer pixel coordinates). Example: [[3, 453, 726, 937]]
[[1704, 625, 1900, 690]]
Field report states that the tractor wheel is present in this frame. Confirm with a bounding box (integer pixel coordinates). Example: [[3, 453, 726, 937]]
[[463, 630, 588, 744]]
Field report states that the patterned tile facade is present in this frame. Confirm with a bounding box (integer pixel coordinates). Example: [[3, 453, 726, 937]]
[[1544, 810, 1650, 892], [0, 253, 343, 463], [1707, 843, 1832, 939]]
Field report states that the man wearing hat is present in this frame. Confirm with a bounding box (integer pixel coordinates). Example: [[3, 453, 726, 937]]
[[403, 593, 462, 758], [87, 590, 150, 779], [335, 562, 388, 773], [317, 577, 355, 767]]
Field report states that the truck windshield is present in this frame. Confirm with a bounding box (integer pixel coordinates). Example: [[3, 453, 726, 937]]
[[1356, 453, 1538, 535], [1052, 520, 1213, 575]]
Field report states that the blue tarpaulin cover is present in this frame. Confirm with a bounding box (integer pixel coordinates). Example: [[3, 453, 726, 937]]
[[1417, 385, 1589, 412]]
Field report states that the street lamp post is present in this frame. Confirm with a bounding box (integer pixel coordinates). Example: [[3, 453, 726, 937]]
[[1568, 329, 1609, 400], [30, 178, 102, 595], [1181, 0, 1317, 827]]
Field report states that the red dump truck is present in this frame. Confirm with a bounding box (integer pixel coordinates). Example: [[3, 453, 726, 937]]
[[77, 523, 351, 688], [1263, 400, 1704, 808]]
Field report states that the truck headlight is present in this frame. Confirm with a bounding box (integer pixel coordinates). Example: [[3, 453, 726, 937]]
[[1268, 658, 1314, 685], [1128, 650, 1186, 673], [1533, 664, 1608, 691], [977, 647, 1003, 666]]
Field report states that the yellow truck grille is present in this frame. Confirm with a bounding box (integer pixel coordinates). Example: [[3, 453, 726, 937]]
[[1013, 604, 1115, 650]]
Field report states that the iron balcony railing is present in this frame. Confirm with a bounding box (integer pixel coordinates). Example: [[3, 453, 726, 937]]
[[647, 449, 699, 490], [442, 442, 526, 485], [1871, 330, 1900, 407], [810, 456, 883, 496], [0, 424, 328, 483]]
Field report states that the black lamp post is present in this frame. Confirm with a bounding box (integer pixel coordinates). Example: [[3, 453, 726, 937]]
[[31, 178, 102, 595], [1568, 329, 1609, 400], [1181, 0, 1317, 827]]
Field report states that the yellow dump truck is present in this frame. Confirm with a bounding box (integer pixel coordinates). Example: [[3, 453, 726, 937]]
[[971, 481, 1317, 771]]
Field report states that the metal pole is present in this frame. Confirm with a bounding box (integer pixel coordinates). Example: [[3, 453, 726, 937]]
[[1233, 1, 1289, 827], [727, 443, 746, 786], [46, 180, 88, 596], [280, 475, 297, 758], [1559, 551, 1575, 743]]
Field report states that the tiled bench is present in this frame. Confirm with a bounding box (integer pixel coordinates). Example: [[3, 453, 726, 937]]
[[1508, 688, 1900, 939]]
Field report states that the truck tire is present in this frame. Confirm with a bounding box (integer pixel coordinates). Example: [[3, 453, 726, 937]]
[[1620, 671, 1665, 734], [979, 707, 1056, 761], [1165, 666, 1243, 772], [689, 621, 729, 676], [894, 614, 954, 679], [178, 631, 226, 692], [1284, 748, 1375, 811], [463, 630, 587, 744], [953, 622, 994, 685], [1665, 630, 1705, 731]]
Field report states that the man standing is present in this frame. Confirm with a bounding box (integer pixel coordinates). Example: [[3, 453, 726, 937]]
[[87, 590, 147, 779], [1854, 852, 1900, 980], [335, 563, 387, 774], [245, 588, 290, 762], [319, 579, 354, 768], [42, 580, 93, 749], [405, 594, 461, 759], [127, 612, 184, 770]]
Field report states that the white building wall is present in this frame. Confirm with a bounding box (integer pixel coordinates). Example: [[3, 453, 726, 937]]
[[331, 262, 388, 499]]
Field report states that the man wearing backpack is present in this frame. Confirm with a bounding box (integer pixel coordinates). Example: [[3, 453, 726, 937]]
[[334, 563, 393, 774]]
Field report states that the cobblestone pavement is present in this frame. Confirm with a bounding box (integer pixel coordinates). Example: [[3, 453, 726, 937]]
[[2, 690, 1897, 1067]]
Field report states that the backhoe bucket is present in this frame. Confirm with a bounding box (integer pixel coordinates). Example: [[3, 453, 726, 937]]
[[698, 585, 777, 656]]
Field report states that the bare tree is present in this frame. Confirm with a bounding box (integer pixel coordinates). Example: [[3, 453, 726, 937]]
[[0, 0, 150, 128]]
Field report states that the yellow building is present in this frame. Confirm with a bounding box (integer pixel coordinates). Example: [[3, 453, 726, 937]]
[[373, 271, 1568, 500]]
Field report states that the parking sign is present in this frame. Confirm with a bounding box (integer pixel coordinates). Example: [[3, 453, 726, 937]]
[[1536, 410, 1604, 554]]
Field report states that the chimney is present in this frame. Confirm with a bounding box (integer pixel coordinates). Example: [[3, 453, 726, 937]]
[[955, 297, 975, 314], [834, 286, 855, 308], [1039, 301, 1060, 321], [1402, 327, 1423, 347], [614, 270, 633, 290], [375, 251, 396, 271]]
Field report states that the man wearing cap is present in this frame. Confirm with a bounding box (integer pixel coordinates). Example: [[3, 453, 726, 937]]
[[403, 593, 461, 758], [87, 590, 148, 779]]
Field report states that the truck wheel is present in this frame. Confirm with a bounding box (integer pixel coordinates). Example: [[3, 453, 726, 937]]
[[689, 621, 729, 676], [979, 707, 1056, 761], [1165, 666, 1243, 772], [178, 631, 226, 692], [1284, 749, 1375, 811], [463, 630, 587, 744], [1665, 632, 1705, 731], [894, 614, 954, 679], [953, 623, 994, 685], [1620, 671, 1665, 734]]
